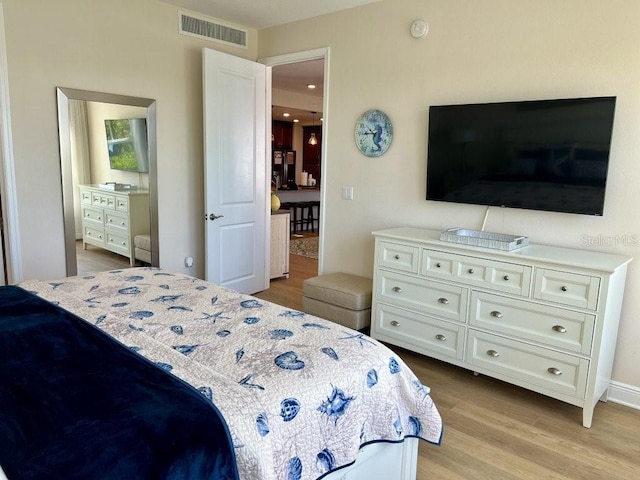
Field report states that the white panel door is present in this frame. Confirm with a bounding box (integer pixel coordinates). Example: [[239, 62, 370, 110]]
[[203, 48, 269, 294]]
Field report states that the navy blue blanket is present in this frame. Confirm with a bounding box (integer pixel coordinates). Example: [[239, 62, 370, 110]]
[[0, 286, 239, 480]]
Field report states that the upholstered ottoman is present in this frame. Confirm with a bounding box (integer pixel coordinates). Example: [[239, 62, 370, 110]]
[[302, 273, 372, 331], [134, 234, 151, 264]]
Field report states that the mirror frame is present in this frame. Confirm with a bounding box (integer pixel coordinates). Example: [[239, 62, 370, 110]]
[[56, 87, 159, 276]]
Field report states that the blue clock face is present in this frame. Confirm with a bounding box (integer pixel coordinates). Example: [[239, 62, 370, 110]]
[[354, 109, 393, 157]]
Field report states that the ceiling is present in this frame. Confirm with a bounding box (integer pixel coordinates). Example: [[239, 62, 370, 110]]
[[159, 0, 381, 29], [272, 60, 324, 126]]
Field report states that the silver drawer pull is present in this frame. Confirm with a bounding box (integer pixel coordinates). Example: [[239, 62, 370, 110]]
[[547, 367, 562, 376], [390, 320, 400, 327], [561, 286, 568, 292], [552, 325, 567, 334], [435, 334, 446, 341], [490, 311, 503, 318], [486, 349, 500, 358], [437, 297, 449, 305], [392, 286, 402, 293], [394, 254, 400, 260], [468, 268, 474, 274], [503, 275, 510, 281]]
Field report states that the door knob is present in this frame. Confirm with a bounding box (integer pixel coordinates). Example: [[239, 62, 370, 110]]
[[207, 213, 224, 221]]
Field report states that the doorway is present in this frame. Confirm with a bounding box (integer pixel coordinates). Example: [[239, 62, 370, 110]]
[[262, 48, 328, 290]]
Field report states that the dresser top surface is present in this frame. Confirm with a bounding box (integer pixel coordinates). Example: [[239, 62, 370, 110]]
[[81, 184, 149, 196], [373, 227, 632, 273]]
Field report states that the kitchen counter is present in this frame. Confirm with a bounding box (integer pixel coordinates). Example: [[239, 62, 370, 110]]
[[274, 188, 320, 203]]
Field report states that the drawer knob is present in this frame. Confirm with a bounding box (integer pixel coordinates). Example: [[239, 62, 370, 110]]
[[552, 325, 567, 334], [392, 286, 402, 293], [468, 268, 475, 274], [486, 349, 500, 358], [503, 275, 510, 281], [436, 262, 441, 268], [490, 310, 503, 318], [390, 320, 400, 327], [547, 367, 563, 376], [561, 286, 568, 292], [437, 297, 449, 305], [394, 254, 400, 260], [435, 334, 446, 341]]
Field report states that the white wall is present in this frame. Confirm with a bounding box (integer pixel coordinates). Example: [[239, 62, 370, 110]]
[[258, 0, 640, 389], [2, 0, 257, 280]]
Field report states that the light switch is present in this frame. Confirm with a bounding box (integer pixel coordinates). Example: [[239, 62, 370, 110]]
[[342, 186, 354, 200]]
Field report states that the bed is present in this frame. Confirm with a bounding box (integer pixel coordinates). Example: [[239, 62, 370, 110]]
[[0, 268, 442, 480]]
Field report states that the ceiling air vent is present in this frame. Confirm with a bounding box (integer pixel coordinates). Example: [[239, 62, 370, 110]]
[[179, 11, 248, 48]]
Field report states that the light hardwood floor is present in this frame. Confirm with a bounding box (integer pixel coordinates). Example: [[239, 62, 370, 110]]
[[75, 240, 131, 275], [254, 254, 640, 480]]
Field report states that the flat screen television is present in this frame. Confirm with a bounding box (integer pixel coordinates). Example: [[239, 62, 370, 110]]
[[104, 118, 149, 173], [426, 96, 616, 216]]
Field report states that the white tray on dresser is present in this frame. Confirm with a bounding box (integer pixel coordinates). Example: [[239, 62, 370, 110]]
[[371, 227, 632, 427]]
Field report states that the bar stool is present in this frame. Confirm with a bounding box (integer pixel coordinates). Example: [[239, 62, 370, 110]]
[[304, 201, 320, 233], [287, 202, 306, 234]]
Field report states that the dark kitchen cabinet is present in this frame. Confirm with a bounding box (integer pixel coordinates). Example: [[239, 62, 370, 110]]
[[272, 120, 293, 149]]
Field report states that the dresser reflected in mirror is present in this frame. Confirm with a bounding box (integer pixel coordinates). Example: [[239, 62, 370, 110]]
[[57, 88, 158, 276]]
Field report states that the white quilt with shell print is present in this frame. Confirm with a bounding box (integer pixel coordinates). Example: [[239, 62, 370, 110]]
[[21, 268, 443, 480]]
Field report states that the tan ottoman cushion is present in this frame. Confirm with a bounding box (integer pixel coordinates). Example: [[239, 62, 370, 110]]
[[134, 234, 151, 264], [134, 234, 151, 251], [303, 297, 371, 331], [303, 273, 372, 311], [302, 273, 372, 330]]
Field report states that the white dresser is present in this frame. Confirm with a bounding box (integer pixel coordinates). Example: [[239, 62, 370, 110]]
[[371, 227, 631, 427], [79, 185, 150, 266], [270, 211, 290, 279]]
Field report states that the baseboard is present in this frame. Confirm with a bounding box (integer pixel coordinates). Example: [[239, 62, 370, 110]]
[[608, 381, 640, 410]]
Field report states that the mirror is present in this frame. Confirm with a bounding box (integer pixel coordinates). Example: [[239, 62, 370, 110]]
[[57, 88, 159, 276]]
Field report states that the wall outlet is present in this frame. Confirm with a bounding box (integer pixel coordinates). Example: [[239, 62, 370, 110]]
[[185, 256, 194, 268], [342, 186, 354, 200]]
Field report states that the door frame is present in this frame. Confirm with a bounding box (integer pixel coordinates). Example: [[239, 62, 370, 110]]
[[259, 47, 329, 274]]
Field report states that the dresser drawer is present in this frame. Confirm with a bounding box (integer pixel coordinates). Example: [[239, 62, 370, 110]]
[[421, 249, 532, 296], [377, 241, 419, 274], [91, 192, 116, 210], [377, 270, 468, 322], [83, 225, 105, 246], [82, 206, 104, 227], [115, 196, 129, 212], [470, 292, 595, 354], [466, 330, 589, 399], [106, 231, 129, 254], [375, 304, 465, 361], [79, 189, 92, 205], [533, 269, 600, 310], [105, 211, 129, 233]]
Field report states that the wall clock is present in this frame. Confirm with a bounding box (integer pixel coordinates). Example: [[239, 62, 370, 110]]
[[354, 109, 393, 157]]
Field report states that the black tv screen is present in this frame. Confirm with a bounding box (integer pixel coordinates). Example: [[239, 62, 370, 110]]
[[104, 118, 149, 173], [426, 97, 616, 215]]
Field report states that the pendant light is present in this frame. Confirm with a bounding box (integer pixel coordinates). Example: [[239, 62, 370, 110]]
[[308, 111, 318, 145]]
